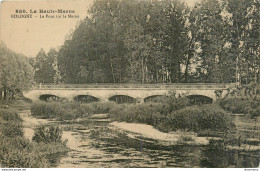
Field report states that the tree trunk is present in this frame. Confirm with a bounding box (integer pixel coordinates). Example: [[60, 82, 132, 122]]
[[184, 56, 191, 83], [177, 60, 181, 83], [3, 88, 6, 100], [141, 56, 145, 83], [108, 48, 116, 83], [184, 42, 194, 82]]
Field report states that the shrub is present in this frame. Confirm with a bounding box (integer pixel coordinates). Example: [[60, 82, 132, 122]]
[[0, 108, 22, 121], [0, 108, 69, 168], [80, 101, 116, 115], [108, 94, 190, 126], [158, 104, 234, 133], [198, 104, 234, 131], [109, 103, 235, 133], [0, 109, 49, 167], [220, 97, 260, 118], [0, 109, 24, 138], [109, 102, 170, 125], [0, 122, 24, 138], [31, 101, 117, 120], [158, 106, 201, 132], [146, 94, 190, 112], [32, 126, 64, 144]]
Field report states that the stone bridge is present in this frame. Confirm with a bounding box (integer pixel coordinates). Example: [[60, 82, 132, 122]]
[[23, 83, 236, 103]]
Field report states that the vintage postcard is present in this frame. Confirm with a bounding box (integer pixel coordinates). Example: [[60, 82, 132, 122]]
[[0, 0, 259, 169]]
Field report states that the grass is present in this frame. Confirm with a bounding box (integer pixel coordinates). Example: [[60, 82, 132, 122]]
[[31, 101, 116, 120], [0, 108, 69, 167], [109, 100, 235, 134], [220, 97, 260, 118]]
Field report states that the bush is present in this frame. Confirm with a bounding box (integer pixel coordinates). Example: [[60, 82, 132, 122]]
[[109, 103, 235, 133], [0, 109, 24, 138], [32, 126, 64, 144], [0, 108, 22, 121], [0, 122, 24, 138], [159, 104, 234, 133], [157, 106, 201, 132], [220, 97, 260, 118], [80, 101, 116, 115], [199, 105, 234, 131], [0, 109, 46, 167], [0, 108, 69, 167], [109, 94, 190, 125], [31, 101, 117, 120], [146, 93, 190, 112], [109, 102, 171, 125]]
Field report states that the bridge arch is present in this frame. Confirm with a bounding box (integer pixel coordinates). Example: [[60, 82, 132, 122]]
[[39, 94, 61, 101], [73, 95, 99, 103], [186, 94, 213, 105], [109, 95, 135, 104], [144, 95, 166, 103]]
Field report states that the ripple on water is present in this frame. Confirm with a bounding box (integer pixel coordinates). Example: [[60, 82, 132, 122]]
[[20, 110, 259, 168]]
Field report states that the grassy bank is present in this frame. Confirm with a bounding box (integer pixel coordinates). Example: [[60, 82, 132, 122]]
[[109, 103, 235, 133], [0, 108, 69, 167], [31, 101, 116, 120], [220, 97, 260, 118], [30, 96, 235, 134]]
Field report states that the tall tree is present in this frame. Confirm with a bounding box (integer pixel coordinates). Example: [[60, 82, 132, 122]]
[[193, 0, 228, 83], [33, 48, 56, 84], [225, 0, 260, 85], [0, 42, 33, 102]]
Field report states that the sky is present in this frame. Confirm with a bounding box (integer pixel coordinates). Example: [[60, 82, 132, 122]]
[[0, 0, 200, 57]]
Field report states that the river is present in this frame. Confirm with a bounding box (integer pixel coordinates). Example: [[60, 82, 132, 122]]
[[19, 109, 260, 168]]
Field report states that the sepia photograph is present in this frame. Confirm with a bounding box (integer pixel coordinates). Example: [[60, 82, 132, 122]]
[[0, 0, 259, 168]]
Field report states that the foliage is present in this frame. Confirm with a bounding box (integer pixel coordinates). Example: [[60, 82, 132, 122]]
[[0, 109, 24, 138], [109, 103, 170, 125], [220, 97, 260, 118], [109, 103, 235, 133], [224, 0, 260, 85], [31, 101, 116, 120], [0, 134, 49, 168], [31, 101, 79, 120], [32, 126, 64, 144], [0, 108, 68, 167], [159, 104, 234, 132], [0, 42, 34, 103], [109, 95, 190, 126], [56, 0, 191, 84], [31, 48, 60, 84], [54, 0, 259, 84], [80, 101, 117, 114], [145, 90, 190, 111]]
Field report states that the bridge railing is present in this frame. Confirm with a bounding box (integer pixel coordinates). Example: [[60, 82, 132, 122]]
[[32, 83, 236, 90]]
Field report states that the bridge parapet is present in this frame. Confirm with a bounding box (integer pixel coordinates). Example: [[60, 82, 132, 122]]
[[23, 83, 235, 102], [32, 83, 236, 90]]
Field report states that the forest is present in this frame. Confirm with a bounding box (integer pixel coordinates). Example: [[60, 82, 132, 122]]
[[30, 0, 259, 85], [0, 43, 34, 102], [1, 0, 259, 96], [0, 1, 259, 168]]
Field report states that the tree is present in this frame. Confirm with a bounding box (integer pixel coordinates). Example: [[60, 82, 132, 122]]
[[0, 42, 34, 102], [33, 48, 56, 84], [56, 0, 258, 85], [192, 0, 228, 83], [225, 0, 260, 85]]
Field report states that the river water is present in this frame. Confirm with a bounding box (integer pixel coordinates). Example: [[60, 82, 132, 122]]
[[20, 110, 260, 168]]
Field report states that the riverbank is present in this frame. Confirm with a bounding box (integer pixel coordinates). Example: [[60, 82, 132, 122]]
[[8, 105, 259, 168], [0, 102, 69, 168], [109, 121, 209, 146]]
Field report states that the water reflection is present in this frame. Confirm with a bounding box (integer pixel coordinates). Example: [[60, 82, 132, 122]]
[[201, 140, 259, 168], [21, 110, 259, 168], [56, 119, 259, 168]]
